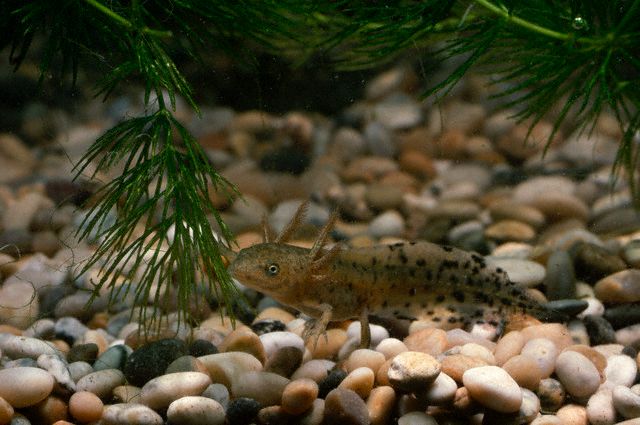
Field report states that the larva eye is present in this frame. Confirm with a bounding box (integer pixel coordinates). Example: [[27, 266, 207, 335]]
[[266, 263, 279, 276]]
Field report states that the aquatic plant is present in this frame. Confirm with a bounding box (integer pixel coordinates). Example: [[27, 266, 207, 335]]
[[2, 1, 638, 329]]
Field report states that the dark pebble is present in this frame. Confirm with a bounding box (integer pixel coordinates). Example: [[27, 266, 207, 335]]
[[45, 178, 94, 206], [324, 388, 370, 425], [318, 369, 347, 399], [260, 146, 311, 175], [38, 285, 75, 317], [537, 378, 565, 412], [603, 304, 640, 329], [123, 338, 187, 386], [544, 250, 575, 300], [54, 316, 89, 344], [583, 315, 616, 345], [482, 409, 519, 425], [622, 345, 638, 359], [226, 397, 261, 425], [573, 242, 627, 283], [106, 311, 134, 337], [543, 299, 588, 321], [67, 343, 99, 364], [231, 298, 257, 325], [189, 339, 218, 357], [94, 344, 129, 371], [0, 229, 33, 255], [251, 319, 287, 335], [264, 346, 303, 378]]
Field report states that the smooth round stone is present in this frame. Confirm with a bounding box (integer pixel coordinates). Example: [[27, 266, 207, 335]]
[[231, 371, 289, 407], [189, 339, 218, 357], [365, 183, 404, 211], [403, 328, 448, 356], [68, 361, 93, 382], [339, 367, 375, 399], [67, 343, 99, 364], [586, 388, 616, 425], [166, 396, 225, 425], [113, 385, 141, 403], [123, 338, 187, 387], [264, 346, 303, 377], [520, 323, 573, 350], [544, 250, 576, 300], [397, 411, 438, 425], [281, 379, 319, 415], [604, 305, 640, 329], [165, 355, 208, 375], [0, 335, 58, 359], [554, 351, 600, 398], [440, 354, 487, 383], [521, 338, 559, 378], [259, 331, 304, 359], [462, 366, 523, 413], [101, 403, 163, 425], [613, 385, 640, 419], [537, 378, 565, 412], [556, 404, 588, 425], [502, 354, 543, 390], [563, 345, 607, 377], [489, 201, 546, 229], [375, 338, 408, 360], [583, 314, 616, 345], [219, 328, 266, 364], [594, 270, 640, 303], [528, 194, 589, 223], [623, 240, 640, 268], [485, 257, 546, 287], [69, 391, 103, 423], [306, 329, 346, 359], [140, 372, 211, 410], [530, 415, 563, 425], [459, 343, 495, 365], [388, 351, 441, 392], [494, 331, 525, 366], [0, 367, 54, 408], [226, 397, 261, 425], [344, 349, 386, 374], [368, 210, 405, 238], [419, 371, 457, 405], [347, 321, 389, 348], [519, 388, 541, 423], [485, 220, 536, 242], [0, 396, 13, 425], [616, 324, 640, 347], [201, 383, 229, 410], [446, 328, 496, 351], [323, 388, 369, 425], [94, 344, 131, 371], [37, 353, 75, 392], [54, 317, 89, 343], [318, 369, 348, 399], [573, 243, 627, 282], [76, 369, 126, 399], [366, 386, 396, 425], [198, 352, 262, 388], [513, 176, 576, 203], [604, 354, 637, 387], [544, 299, 589, 320], [291, 359, 335, 383]]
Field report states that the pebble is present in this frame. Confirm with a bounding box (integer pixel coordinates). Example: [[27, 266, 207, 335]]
[[68, 361, 93, 382], [440, 354, 487, 383], [586, 388, 616, 425], [123, 338, 187, 387], [563, 345, 607, 377], [387, 351, 441, 392], [554, 350, 601, 398], [281, 378, 319, 415], [519, 388, 542, 423], [502, 354, 543, 390], [201, 383, 229, 410], [94, 344, 131, 371], [616, 324, 640, 346], [345, 349, 386, 374], [339, 367, 375, 399], [530, 415, 563, 425], [520, 338, 559, 378], [306, 328, 346, 359], [347, 322, 390, 348], [0, 366, 52, 409], [485, 257, 546, 287], [259, 331, 305, 359], [113, 385, 141, 403], [594, 269, 640, 303], [375, 338, 408, 359], [419, 371, 457, 405], [612, 385, 640, 419], [101, 403, 163, 425], [166, 396, 225, 425], [264, 346, 303, 377], [494, 331, 525, 366], [291, 359, 335, 383], [603, 354, 637, 387], [318, 369, 348, 399], [231, 371, 289, 406], [556, 404, 588, 425], [0, 335, 58, 359], [323, 388, 370, 425], [198, 352, 262, 388], [544, 250, 576, 300], [138, 372, 211, 411], [68, 391, 104, 423], [76, 369, 126, 399], [67, 343, 99, 364], [226, 397, 261, 425], [583, 314, 617, 345], [397, 411, 438, 425], [368, 210, 405, 238], [219, 328, 266, 364], [604, 305, 640, 329], [459, 343, 495, 365], [403, 328, 448, 356], [520, 323, 573, 349], [485, 219, 536, 242], [366, 386, 396, 425], [462, 366, 523, 413], [54, 317, 89, 343], [189, 339, 218, 357], [574, 242, 627, 282], [37, 353, 75, 393]]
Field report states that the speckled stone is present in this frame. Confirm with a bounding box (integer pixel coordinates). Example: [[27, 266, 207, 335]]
[[366, 386, 396, 425], [554, 351, 600, 398], [226, 397, 261, 425], [388, 351, 441, 392], [123, 338, 187, 387], [231, 371, 289, 407], [101, 403, 163, 425], [586, 388, 616, 425], [76, 369, 126, 399], [69, 391, 103, 423], [281, 378, 319, 415], [544, 250, 576, 300], [537, 378, 566, 412], [140, 371, 212, 411], [166, 396, 225, 425]]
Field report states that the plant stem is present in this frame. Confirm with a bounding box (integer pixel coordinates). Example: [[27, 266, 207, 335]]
[[83, 0, 172, 38], [473, 0, 597, 44]]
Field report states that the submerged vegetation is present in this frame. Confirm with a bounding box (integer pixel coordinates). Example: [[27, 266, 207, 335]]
[[2, 1, 639, 328]]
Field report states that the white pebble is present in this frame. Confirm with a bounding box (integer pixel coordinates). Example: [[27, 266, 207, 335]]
[[586, 388, 616, 425], [0, 335, 58, 360], [397, 411, 438, 425], [167, 396, 225, 425], [554, 351, 600, 398], [102, 403, 163, 425], [462, 366, 522, 413], [521, 338, 558, 378], [37, 353, 75, 392], [375, 338, 408, 359], [140, 372, 212, 410], [604, 355, 637, 387], [259, 331, 305, 359], [613, 385, 640, 419], [347, 321, 389, 347], [420, 372, 457, 405]]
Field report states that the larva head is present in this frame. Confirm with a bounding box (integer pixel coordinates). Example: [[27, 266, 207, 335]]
[[228, 243, 310, 300]]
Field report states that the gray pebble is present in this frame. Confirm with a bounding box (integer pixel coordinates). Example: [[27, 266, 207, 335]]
[[201, 383, 230, 410], [613, 385, 640, 419], [94, 344, 131, 371], [76, 368, 126, 399], [0, 335, 58, 360], [583, 315, 617, 345], [544, 250, 575, 300], [54, 316, 89, 343], [37, 353, 75, 392], [324, 388, 370, 425], [68, 361, 94, 382]]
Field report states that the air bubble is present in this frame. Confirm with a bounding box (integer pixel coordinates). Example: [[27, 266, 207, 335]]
[[572, 16, 588, 30]]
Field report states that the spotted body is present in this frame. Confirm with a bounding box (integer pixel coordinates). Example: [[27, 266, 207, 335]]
[[227, 204, 546, 347]]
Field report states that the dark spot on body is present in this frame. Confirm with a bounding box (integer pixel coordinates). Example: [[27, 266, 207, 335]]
[[382, 300, 388, 308], [425, 270, 433, 280], [518, 301, 528, 309], [452, 290, 465, 302], [351, 261, 357, 268], [416, 258, 426, 267], [409, 268, 416, 278], [496, 267, 504, 274], [463, 260, 470, 269], [442, 245, 453, 252], [472, 267, 479, 274], [399, 252, 408, 264], [510, 288, 521, 296], [448, 317, 458, 323], [450, 275, 459, 284], [409, 288, 416, 296], [473, 309, 484, 317], [410, 241, 416, 245], [426, 309, 434, 315], [436, 294, 445, 303], [372, 257, 377, 266], [500, 297, 512, 306], [394, 242, 404, 247], [447, 305, 456, 313], [404, 302, 411, 308], [433, 317, 441, 322], [474, 291, 489, 303]]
